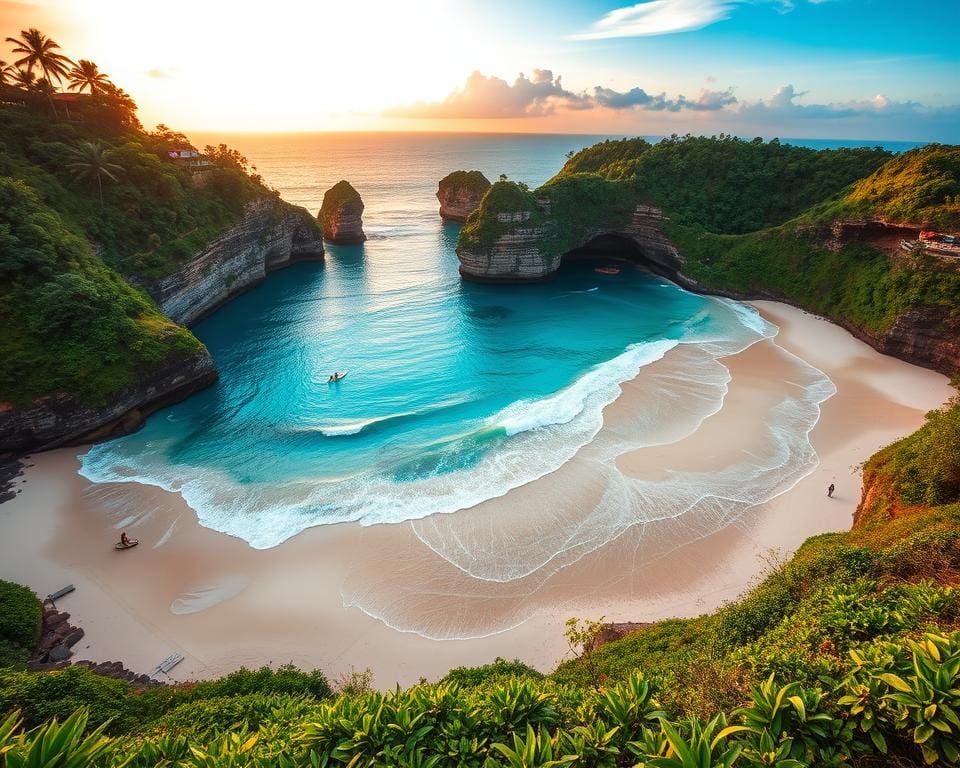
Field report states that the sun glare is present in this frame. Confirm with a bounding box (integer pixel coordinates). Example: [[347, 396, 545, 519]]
[[4, 0, 495, 131]]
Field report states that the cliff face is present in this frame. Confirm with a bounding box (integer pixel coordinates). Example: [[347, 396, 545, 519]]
[[148, 198, 325, 325], [457, 204, 685, 285], [458, 211, 559, 282], [318, 180, 366, 244], [437, 171, 491, 222], [0, 350, 216, 453], [1, 198, 323, 454], [457, 200, 959, 375]]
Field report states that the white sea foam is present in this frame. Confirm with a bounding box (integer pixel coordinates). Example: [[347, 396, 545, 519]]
[[79, 296, 837, 639]]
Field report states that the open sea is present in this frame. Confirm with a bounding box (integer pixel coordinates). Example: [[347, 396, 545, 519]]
[[79, 133, 911, 557]]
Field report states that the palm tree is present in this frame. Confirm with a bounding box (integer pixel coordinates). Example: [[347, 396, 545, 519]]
[[0, 60, 9, 87], [66, 141, 122, 209], [5, 28, 73, 115], [7, 67, 36, 90], [67, 59, 111, 94]]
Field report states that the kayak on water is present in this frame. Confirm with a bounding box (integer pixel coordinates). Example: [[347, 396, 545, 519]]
[[595, 266, 620, 275]]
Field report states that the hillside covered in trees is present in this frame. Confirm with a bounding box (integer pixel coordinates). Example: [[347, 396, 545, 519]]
[[0, 30, 323, 446]]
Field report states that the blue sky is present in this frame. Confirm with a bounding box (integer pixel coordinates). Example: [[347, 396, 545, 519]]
[[381, 0, 960, 141]]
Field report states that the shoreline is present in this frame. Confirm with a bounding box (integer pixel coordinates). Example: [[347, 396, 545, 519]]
[[0, 300, 953, 687]]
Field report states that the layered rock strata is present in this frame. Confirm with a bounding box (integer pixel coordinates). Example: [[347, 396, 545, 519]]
[[149, 198, 325, 325], [319, 180, 366, 243], [457, 204, 685, 285]]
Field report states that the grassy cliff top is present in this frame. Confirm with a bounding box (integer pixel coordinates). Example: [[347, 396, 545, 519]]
[[319, 180, 363, 217], [438, 169, 491, 193], [807, 144, 960, 229]]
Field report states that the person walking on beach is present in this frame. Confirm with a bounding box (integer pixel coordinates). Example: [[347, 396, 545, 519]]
[[827, 483, 835, 498]]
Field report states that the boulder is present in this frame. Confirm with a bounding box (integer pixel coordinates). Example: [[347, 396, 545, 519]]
[[62, 627, 85, 648], [318, 181, 366, 244], [48, 645, 73, 662]]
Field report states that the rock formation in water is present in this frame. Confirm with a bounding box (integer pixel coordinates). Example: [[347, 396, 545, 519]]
[[456, 139, 960, 381], [456, 179, 684, 285], [437, 171, 491, 222], [318, 180, 366, 244], [0, 198, 324, 452]]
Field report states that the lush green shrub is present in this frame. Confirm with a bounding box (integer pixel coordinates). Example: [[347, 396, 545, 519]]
[[443, 657, 543, 688], [153, 693, 320, 739], [0, 666, 139, 733], [0, 581, 41, 658]]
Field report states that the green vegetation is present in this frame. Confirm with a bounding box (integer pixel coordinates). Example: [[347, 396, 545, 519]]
[[670, 225, 960, 336], [461, 179, 546, 248], [809, 143, 960, 229], [0, 581, 41, 669], [554, 134, 892, 234], [0, 27, 273, 409], [439, 169, 491, 195], [1, 397, 958, 765]]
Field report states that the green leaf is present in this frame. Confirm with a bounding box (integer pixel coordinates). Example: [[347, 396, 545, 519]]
[[879, 673, 912, 693]]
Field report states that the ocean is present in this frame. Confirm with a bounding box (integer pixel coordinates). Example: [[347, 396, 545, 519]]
[[79, 133, 866, 584]]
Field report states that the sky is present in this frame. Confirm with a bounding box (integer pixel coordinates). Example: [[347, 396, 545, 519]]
[[1, 0, 958, 140]]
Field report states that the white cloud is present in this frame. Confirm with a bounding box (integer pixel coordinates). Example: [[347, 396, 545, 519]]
[[569, 0, 737, 39], [569, 0, 826, 39], [386, 66, 960, 127]]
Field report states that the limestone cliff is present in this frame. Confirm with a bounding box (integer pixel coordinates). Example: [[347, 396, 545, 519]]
[[456, 184, 959, 375], [0, 349, 216, 452], [1, 198, 323, 453], [457, 181, 685, 285], [318, 180, 366, 244], [147, 197, 325, 325], [437, 171, 491, 222]]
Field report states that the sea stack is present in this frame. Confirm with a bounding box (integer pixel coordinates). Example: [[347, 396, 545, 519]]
[[437, 170, 491, 222], [318, 180, 366, 243]]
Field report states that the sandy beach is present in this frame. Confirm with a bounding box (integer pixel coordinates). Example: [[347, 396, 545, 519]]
[[0, 300, 952, 687]]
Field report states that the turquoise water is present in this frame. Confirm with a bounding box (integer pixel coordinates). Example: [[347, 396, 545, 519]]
[[80, 133, 838, 553]]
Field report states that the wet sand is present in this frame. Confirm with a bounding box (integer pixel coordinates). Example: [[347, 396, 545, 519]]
[[0, 301, 952, 686]]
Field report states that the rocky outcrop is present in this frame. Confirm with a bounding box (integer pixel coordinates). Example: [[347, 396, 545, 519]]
[[149, 198, 325, 325], [458, 213, 560, 282], [437, 171, 491, 222], [588, 622, 651, 652], [0, 350, 216, 453], [840, 307, 960, 377], [457, 204, 685, 285], [28, 605, 163, 686], [319, 180, 366, 244]]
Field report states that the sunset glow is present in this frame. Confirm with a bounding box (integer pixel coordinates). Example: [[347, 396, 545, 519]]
[[2, 1, 959, 142]]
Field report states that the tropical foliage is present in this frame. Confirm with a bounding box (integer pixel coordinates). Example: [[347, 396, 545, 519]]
[[0, 581, 41, 669], [0, 27, 275, 407]]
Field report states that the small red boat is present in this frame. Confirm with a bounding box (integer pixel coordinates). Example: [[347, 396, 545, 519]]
[[594, 266, 620, 275]]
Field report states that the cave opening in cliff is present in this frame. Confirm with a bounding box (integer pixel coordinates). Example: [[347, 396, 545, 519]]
[[560, 233, 674, 280]]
